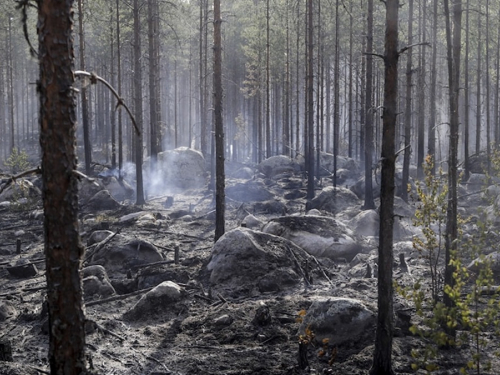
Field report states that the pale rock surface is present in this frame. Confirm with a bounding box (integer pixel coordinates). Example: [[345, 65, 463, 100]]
[[262, 215, 362, 261], [298, 297, 376, 346], [151, 147, 207, 190], [307, 186, 361, 215], [205, 227, 313, 297], [124, 281, 183, 321], [258, 155, 299, 178]]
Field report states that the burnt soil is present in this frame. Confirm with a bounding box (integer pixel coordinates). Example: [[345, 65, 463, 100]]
[[1, 175, 499, 375]]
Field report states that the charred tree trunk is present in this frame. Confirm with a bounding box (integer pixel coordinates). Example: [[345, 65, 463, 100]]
[[401, 0, 413, 203], [306, 0, 315, 202], [363, 0, 375, 209], [38, 0, 86, 373], [416, 0, 426, 179], [443, 0, 462, 341], [148, 0, 161, 162], [116, 0, 124, 178], [475, 10, 482, 155], [213, 0, 225, 242], [428, 0, 438, 175], [133, 0, 145, 205], [77, 0, 91, 175], [370, 0, 399, 373]]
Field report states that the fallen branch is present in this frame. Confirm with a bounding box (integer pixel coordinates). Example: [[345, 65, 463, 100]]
[[285, 244, 311, 287], [310, 255, 336, 289], [84, 229, 121, 264], [85, 286, 154, 307], [146, 355, 172, 373], [86, 319, 125, 342], [131, 259, 175, 270], [0, 167, 41, 195]]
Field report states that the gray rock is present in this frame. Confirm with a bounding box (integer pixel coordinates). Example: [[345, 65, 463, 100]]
[[349, 210, 379, 237], [0, 302, 17, 322], [307, 186, 361, 215], [87, 190, 122, 210], [241, 214, 263, 229], [213, 314, 234, 327], [78, 178, 104, 205], [87, 230, 115, 247], [226, 180, 274, 202], [82, 265, 116, 300], [124, 281, 184, 321], [258, 155, 299, 178], [205, 228, 313, 297], [7, 259, 37, 278], [298, 297, 376, 346], [89, 237, 163, 275], [262, 215, 362, 261], [232, 167, 254, 180], [101, 176, 134, 201], [151, 147, 207, 190], [83, 275, 116, 300], [0, 179, 40, 202]]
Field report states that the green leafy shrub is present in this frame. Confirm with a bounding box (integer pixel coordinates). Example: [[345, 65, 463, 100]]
[[4, 148, 31, 174]]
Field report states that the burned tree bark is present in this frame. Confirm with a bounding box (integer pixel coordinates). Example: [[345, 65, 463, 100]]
[[370, 0, 399, 373], [213, 0, 225, 242], [38, 0, 86, 373]]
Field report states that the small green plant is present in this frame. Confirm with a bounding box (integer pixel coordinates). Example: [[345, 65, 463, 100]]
[[412, 155, 448, 304], [398, 154, 500, 374], [4, 148, 31, 174]]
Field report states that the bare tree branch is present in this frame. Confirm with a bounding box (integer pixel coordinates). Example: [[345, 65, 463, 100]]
[[74, 70, 141, 136]]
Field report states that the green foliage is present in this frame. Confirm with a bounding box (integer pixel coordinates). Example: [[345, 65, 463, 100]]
[[412, 155, 448, 303], [4, 148, 31, 174], [398, 155, 500, 373]]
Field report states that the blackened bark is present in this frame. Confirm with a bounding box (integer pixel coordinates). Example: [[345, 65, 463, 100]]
[[306, 0, 315, 202], [38, 0, 86, 373], [443, 0, 462, 340], [133, 0, 145, 205], [363, 0, 375, 209], [428, 0, 438, 175], [77, 0, 91, 175], [214, 0, 225, 242], [416, 0, 426, 179], [401, 0, 413, 203], [370, 0, 399, 373], [148, 0, 161, 162]]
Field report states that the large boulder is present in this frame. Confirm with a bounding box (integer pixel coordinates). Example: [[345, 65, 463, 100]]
[[317, 153, 359, 177], [100, 176, 134, 201], [88, 234, 163, 275], [78, 178, 103, 208], [349, 210, 379, 238], [149, 147, 206, 191], [204, 228, 314, 297], [262, 215, 362, 261], [258, 155, 299, 178], [468, 153, 489, 174], [307, 186, 361, 215], [297, 152, 359, 176], [82, 265, 116, 300], [298, 297, 376, 347], [123, 281, 184, 321], [226, 180, 274, 202], [86, 190, 122, 211]]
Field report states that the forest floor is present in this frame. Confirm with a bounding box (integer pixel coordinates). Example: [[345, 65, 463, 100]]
[[0, 170, 499, 375]]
